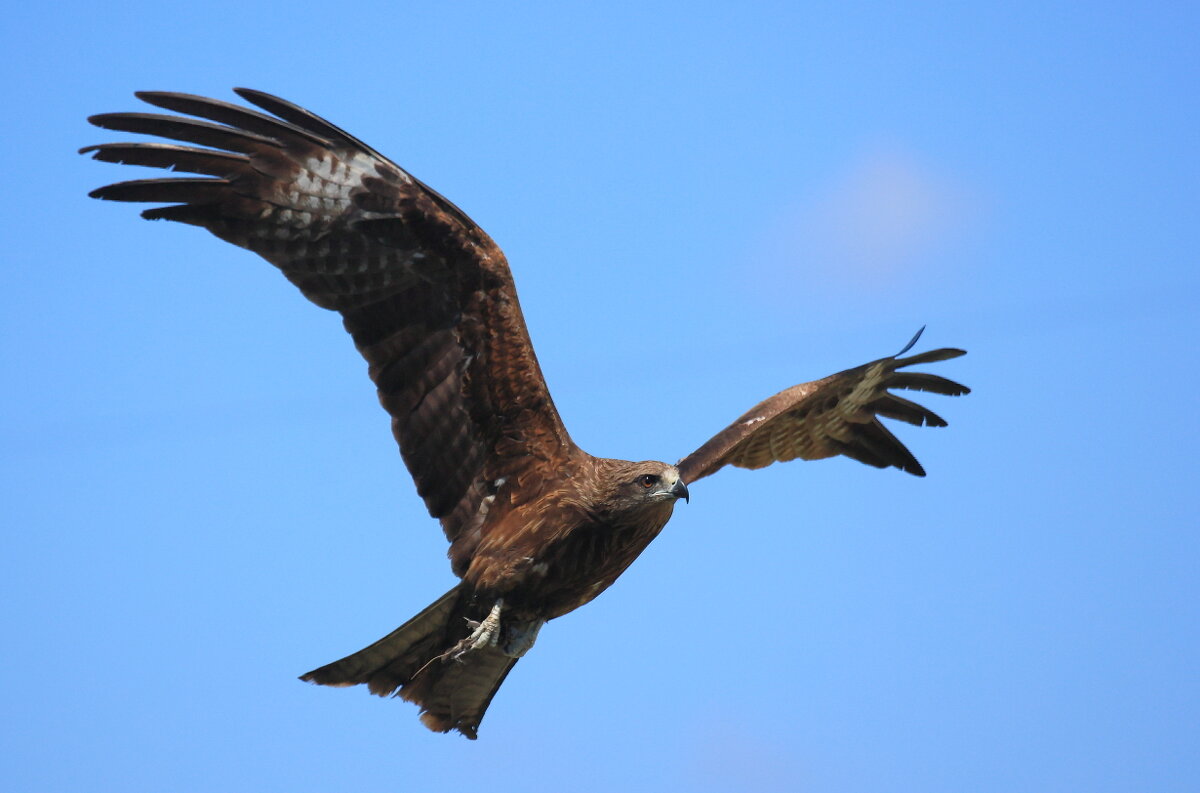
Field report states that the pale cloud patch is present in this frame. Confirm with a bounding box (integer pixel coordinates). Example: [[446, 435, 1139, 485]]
[[756, 145, 981, 296]]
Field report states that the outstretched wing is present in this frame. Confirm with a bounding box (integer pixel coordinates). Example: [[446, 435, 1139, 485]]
[[676, 330, 968, 483], [83, 89, 574, 573]]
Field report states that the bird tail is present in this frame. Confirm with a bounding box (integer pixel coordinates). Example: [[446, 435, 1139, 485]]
[[300, 584, 518, 740]]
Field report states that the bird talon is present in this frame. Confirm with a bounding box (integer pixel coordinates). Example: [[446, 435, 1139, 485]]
[[440, 599, 504, 664]]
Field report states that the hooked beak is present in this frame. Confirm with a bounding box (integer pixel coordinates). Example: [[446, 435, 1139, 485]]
[[670, 478, 690, 504]]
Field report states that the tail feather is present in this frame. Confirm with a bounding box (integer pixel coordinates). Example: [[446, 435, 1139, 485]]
[[300, 585, 517, 739], [301, 586, 462, 692], [407, 649, 518, 739]]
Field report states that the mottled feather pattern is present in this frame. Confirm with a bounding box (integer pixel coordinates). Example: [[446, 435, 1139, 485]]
[[677, 344, 968, 482], [83, 89, 572, 560]]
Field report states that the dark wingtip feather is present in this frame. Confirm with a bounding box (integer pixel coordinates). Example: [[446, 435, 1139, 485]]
[[85, 112, 282, 155], [139, 203, 223, 224], [133, 90, 193, 105], [233, 87, 385, 158], [874, 394, 949, 428], [833, 419, 927, 476], [88, 177, 229, 204], [896, 347, 967, 367], [887, 372, 971, 397], [79, 142, 250, 177], [134, 90, 330, 148], [232, 88, 343, 137]]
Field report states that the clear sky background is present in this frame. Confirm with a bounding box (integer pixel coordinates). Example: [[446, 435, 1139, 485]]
[[3, 2, 1197, 791]]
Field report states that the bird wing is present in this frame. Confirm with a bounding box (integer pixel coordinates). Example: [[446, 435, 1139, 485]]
[[83, 89, 575, 573], [676, 330, 969, 483]]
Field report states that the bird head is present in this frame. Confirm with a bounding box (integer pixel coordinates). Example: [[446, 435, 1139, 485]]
[[603, 460, 689, 513]]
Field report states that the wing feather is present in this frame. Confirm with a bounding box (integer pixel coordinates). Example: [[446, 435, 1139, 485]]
[[80, 142, 250, 176], [85, 112, 282, 153], [886, 372, 970, 396], [133, 91, 333, 148], [84, 89, 575, 575], [871, 393, 948, 427], [676, 340, 968, 483]]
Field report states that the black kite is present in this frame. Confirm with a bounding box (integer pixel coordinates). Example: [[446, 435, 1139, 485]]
[[83, 89, 969, 739]]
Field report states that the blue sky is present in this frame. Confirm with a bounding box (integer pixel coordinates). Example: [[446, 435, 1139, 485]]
[[3, 2, 1198, 791]]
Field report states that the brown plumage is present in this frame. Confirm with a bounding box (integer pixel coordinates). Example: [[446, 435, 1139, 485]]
[[83, 89, 970, 739]]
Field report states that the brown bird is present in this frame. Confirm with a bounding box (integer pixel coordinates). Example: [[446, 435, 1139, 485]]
[[83, 89, 969, 739]]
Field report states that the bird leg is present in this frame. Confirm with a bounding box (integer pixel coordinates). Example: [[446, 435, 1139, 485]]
[[500, 619, 544, 658], [445, 598, 504, 661], [439, 599, 545, 662]]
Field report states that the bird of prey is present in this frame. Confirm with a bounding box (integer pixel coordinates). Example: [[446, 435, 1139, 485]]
[[83, 89, 969, 739]]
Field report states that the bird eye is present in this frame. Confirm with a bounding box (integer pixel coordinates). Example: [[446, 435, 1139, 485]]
[[638, 474, 659, 488]]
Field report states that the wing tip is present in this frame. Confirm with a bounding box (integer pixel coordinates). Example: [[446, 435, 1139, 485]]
[[896, 347, 968, 367]]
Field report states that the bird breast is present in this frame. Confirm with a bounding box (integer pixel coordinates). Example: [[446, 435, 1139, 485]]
[[495, 505, 675, 621]]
